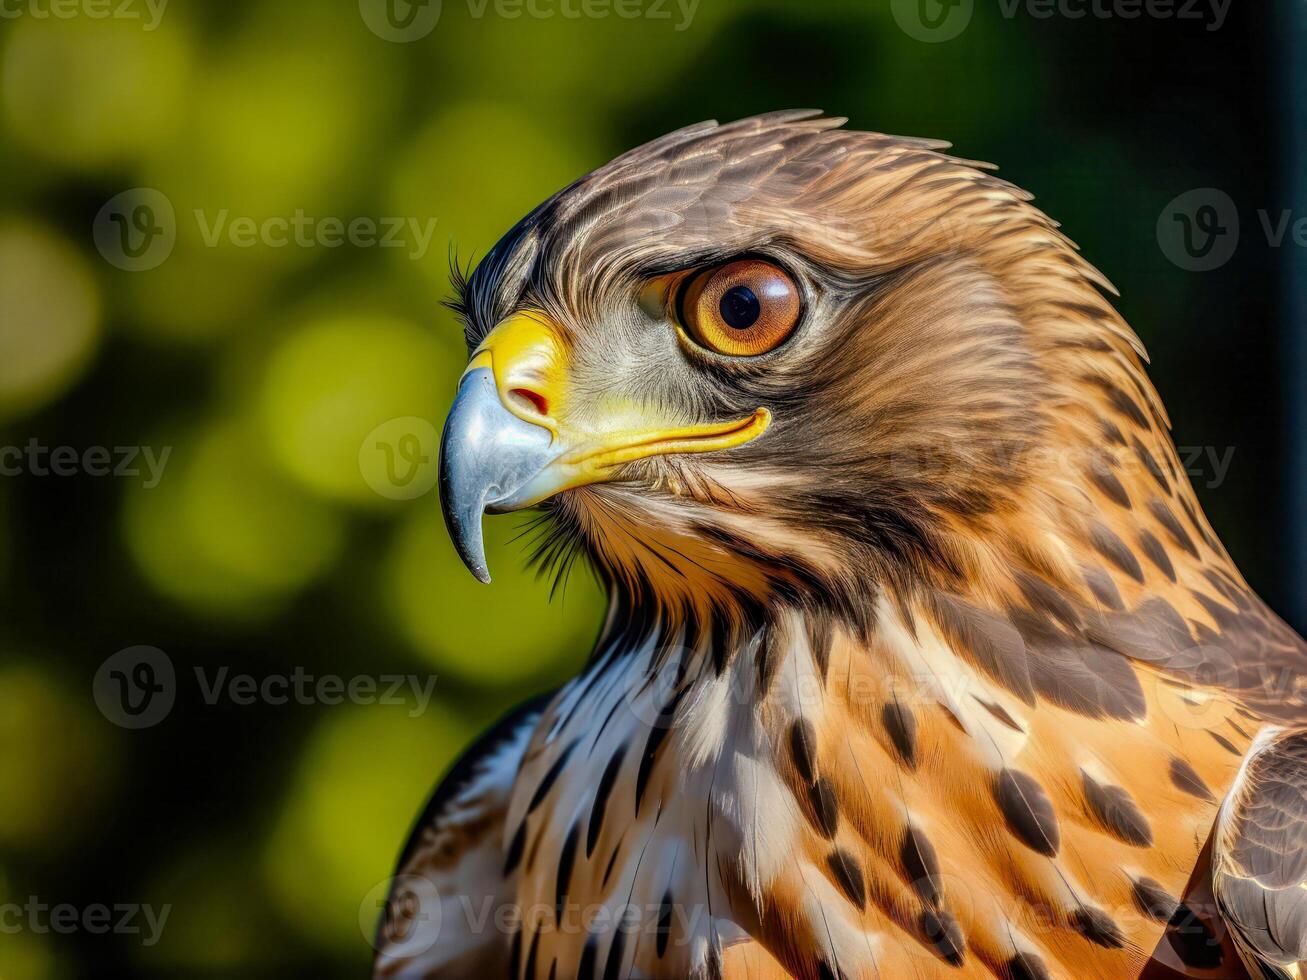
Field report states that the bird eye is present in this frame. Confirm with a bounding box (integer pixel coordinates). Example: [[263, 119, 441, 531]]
[[676, 259, 801, 356]]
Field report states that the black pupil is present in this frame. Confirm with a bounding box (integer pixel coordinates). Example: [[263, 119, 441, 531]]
[[719, 285, 761, 330]]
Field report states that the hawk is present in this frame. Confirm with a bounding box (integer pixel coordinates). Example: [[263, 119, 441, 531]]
[[374, 112, 1307, 979]]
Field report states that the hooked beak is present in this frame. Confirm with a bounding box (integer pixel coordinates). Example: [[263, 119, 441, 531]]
[[438, 312, 770, 582]]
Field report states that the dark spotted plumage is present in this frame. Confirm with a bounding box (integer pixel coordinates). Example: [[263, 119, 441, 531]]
[[975, 697, 1025, 732], [1133, 876, 1180, 922], [753, 622, 782, 698], [1083, 565, 1126, 610], [1012, 602, 1148, 721], [1090, 521, 1146, 583], [555, 821, 580, 910], [529, 738, 579, 813], [634, 688, 683, 814], [1094, 378, 1150, 430], [599, 842, 621, 888], [902, 823, 944, 908], [932, 592, 1035, 706], [789, 718, 818, 785], [995, 769, 1061, 857], [577, 934, 598, 977], [587, 743, 628, 857], [505, 821, 527, 876], [1138, 529, 1177, 581], [1149, 498, 1198, 558], [881, 697, 918, 771], [806, 613, 833, 682], [1007, 952, 1052, 980], [655, 891, 673, 958], [1072, 906, 1126, 949], [1170, 757, 1216, 802], [1082, 771, 1153, 847], [921, 908, 966, 965], [1209, 730, 1241, 756], [807, 778, 839, 839], [1015, 572, 1081, 632], [826, 848, 867, 910], [1088, 455, 1132, 509], [1134, 437, 1172, 495], [378, 113, 1307, 980], [602, 926, 626, 980], [524, 928, 540, 979]]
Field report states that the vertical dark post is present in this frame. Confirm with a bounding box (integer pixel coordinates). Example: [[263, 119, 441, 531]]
[[1283, 0, 1307, 629]]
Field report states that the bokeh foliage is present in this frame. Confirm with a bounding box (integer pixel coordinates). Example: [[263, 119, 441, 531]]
[[0, 1, 1290, 976]]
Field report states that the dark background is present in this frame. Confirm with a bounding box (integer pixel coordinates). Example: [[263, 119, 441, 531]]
[[0, 1, 1302, 976]]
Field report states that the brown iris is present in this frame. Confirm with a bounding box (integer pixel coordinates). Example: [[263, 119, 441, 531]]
[[676, 259, 802, 356]]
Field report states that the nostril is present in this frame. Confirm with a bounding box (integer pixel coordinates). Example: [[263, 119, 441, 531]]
[[508, 387, 549, 418]]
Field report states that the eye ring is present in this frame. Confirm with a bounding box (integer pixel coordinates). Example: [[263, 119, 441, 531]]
[[675, 258, 802, 356]]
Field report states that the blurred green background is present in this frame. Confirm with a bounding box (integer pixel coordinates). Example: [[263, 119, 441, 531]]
[[0, 0, 1300, 976]]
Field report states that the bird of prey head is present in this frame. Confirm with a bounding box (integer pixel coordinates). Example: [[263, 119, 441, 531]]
[[385, 112, 1307, 980], [442, 111, 1062, 620]]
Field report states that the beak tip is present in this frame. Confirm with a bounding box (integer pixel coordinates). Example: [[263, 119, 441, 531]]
[[459, 548, 494, 585], [441, 502, 494, 585]]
